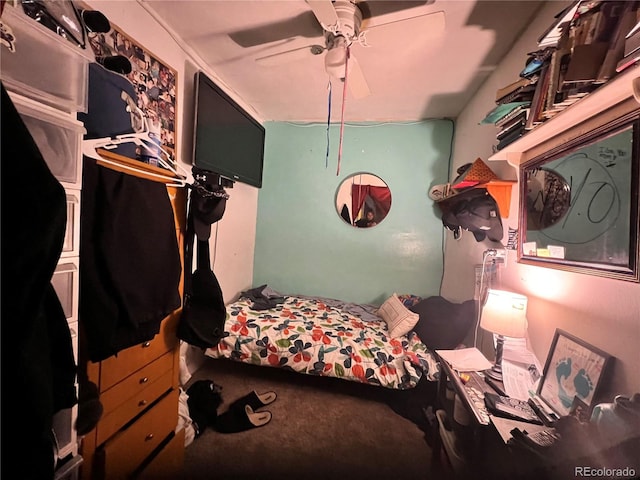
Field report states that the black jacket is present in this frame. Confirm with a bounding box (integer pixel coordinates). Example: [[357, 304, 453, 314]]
[[2, 83, 77, 479]]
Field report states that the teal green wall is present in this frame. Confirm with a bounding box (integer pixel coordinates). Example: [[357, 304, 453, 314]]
[[253, 120, 453, 305]]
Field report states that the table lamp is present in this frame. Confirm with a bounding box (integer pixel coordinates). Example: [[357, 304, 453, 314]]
[[480, 289, 528, 381]]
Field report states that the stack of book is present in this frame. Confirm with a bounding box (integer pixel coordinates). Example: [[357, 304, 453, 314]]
[[485, 1, 639, 148], [481, 101, 531, 151], [495, 106, 529, 150]]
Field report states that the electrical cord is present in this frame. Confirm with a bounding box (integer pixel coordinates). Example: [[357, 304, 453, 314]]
[[439, 118, 456, 297], [473, 249, 497, 348]]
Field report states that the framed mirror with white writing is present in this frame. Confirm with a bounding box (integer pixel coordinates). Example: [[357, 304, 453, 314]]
[[519, 113, 639, 282]]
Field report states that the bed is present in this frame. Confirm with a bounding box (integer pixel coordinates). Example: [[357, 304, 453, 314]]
[[203, 288, 473, 390]]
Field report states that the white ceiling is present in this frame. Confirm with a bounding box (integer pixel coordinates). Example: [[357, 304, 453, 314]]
[[140, 0, 543, 123]]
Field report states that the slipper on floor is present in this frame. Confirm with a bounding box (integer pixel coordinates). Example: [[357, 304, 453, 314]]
[[214, 405, 272, 433], [229, 390, 277, 413]]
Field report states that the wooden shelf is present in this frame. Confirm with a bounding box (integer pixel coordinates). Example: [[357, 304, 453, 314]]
[[488, 65, 640, 167]]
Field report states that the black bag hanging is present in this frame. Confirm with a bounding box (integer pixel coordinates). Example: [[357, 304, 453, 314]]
[[177, 185, 227, 348], [438, 188, 503, 242]]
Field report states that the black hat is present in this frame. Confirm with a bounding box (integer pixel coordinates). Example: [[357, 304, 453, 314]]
[[191, 185, 228, 240]]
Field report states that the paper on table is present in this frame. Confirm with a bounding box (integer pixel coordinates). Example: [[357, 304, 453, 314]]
[[502, 360, 539, 401], [502, 337, 543, 372], [501, 336, 543, 401], [436, 347, 493, 372]]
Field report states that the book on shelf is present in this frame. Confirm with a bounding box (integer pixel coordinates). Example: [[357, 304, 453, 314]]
[[495, 76, 537, 103], [496, 127, 526, 151], [624, 19, 640, 56], [496, 83, 537, 105], [480, 101, 530, 125], [561, 1, 631, 84], [497, 114, 527, 141], [616, 49, 640, 72], [597, 4, 638, 83], [537, 1, 580, 48], [525, 62, 550, 130], [494, 104, 530, 129], [563, 42, 610, 84]]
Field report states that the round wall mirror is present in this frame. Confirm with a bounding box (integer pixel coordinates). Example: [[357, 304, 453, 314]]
[[335, 173, 392, 228]]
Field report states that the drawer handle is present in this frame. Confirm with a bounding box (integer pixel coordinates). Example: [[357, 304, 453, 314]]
[[145, 433, 154, 441], [142, 341, 151, 348], [138, 399, 148, 407], [139, 377, 149, 384]]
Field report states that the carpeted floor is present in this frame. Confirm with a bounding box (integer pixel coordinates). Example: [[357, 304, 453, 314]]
[[180, 357, 441, 480]]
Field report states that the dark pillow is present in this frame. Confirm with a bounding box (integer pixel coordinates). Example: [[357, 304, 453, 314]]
[[409, 296, 476, 350]]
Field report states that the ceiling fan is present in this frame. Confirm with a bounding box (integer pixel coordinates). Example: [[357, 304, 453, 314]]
[[244, 0, 445, 99]]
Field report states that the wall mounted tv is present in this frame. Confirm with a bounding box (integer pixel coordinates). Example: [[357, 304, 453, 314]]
[[192, 71, 265, 188]]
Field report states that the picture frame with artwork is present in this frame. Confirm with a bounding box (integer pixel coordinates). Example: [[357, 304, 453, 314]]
[[85, 21, 178, 171], [537, 329, 612, 418]]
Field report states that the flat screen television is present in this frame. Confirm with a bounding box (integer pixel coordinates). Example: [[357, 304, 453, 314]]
[[192, 71, 265, 188]]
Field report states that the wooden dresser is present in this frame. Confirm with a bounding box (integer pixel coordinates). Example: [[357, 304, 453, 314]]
[[80, 181, 187, 480]]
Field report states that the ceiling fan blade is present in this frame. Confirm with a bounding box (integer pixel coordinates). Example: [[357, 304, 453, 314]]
[[347, 54, 370, 99], [362, 11, 445, 46], [306, 0, 339, 31], [229, 12, 323, 48], [255, 44, 323, 67], [357, 1, 433, 26]]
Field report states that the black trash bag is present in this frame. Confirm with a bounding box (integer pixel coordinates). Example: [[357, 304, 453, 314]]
[[186, 380, 223, 436], [438, 188, 503, 242]]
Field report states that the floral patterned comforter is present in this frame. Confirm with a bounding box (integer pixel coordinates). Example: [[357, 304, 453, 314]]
[[205, 295, 439, 389]]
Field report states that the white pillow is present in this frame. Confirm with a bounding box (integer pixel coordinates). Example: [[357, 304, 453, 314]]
[[377, 293, 420, 338]]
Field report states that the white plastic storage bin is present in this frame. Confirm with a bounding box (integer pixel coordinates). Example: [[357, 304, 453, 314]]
[[51, 261, 79, 324], [62, 192, 81, 258], [54, 455, 83, 480], [52, 402, 79, 459], [0, 4, 92, 113], [10, 93, 85, 188], [68, 321, 79, 368]]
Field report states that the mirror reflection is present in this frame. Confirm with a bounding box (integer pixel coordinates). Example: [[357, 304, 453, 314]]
[[335, 173, 392, 228], [526, 168, 571, 231], [519, 116, 639, 282]]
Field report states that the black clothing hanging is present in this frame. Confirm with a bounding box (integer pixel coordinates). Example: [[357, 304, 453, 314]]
[[79, 156, 182, 361], [2, 83, 77, 479]]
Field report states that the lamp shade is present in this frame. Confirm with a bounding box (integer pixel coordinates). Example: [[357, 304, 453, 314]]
[[480, 289, 528, 338]]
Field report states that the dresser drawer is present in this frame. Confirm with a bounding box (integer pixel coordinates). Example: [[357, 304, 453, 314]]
[[96, 352, 174, 445], [100, 389, 178, 479], [99, 313, 179, 392], [137, 428, 185, 479]]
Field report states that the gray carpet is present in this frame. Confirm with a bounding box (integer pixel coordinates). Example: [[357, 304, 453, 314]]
[[181, 357, 438, 479]]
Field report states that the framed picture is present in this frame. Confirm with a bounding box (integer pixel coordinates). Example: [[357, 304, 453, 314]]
[[86, 22, 177, 170], [537, 329, 612, 418], [519, 113, 640, 282]]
